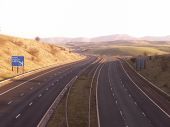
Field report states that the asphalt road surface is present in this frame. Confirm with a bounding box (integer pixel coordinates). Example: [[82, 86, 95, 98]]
[[0, 57, 170, 127], [97, 58, 170, 127], [0, 56, 96, 127]]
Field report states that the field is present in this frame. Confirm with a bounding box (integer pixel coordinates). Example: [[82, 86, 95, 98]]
[[88, 46, 168, 56], [0, 34, 84, 80], [67, 40, 170, 56]]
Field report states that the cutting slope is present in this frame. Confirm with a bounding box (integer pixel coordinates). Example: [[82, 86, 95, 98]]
[[0, 34, 84, 80]]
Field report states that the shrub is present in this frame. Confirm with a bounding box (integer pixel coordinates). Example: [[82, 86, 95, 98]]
[[13, 41, 23, 47], [49, 44, 58, 55], [28, 48, 39, 57]]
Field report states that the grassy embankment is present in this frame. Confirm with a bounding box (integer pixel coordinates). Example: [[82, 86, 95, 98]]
[[128, 55, 170, 94], [0, 34, 84, 80]]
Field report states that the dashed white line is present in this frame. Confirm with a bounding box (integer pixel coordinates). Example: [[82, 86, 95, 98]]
[[129, 94, 131, 97], [112, 93, 114, 97], [20, 93, 25, 96], [142, 112, 146, 116], [30, 87, 33, 90], [115, 100, 118, 104], [134, 102, 137, 105], [16, 114, 21, 119], [120, 61, 170, 118], [120, 110, 123, 116], [38, 94, 42, 98], [29, 102, 33, 106], [0, 65, 63, 96], [51, 83, 54, 86], [8, 100, 13, 105], [45, 88, 49, 91]]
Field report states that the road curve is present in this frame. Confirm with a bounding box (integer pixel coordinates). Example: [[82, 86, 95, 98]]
[[0, 56, 96, 127], [97, 59, 170, 127]]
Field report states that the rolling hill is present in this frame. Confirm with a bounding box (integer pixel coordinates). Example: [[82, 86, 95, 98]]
[[0, 34, 84, 80]]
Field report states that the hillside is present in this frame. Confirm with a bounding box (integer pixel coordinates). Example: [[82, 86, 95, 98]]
[[129, 55, 170, 94], [43, 34, 170, 44], [0, 34, 84, 80]]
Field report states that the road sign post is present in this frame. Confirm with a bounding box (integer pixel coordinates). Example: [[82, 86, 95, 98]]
[[11, 56, 24, 74]]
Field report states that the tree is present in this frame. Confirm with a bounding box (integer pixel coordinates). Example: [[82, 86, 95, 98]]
[[35, 36, 40, 41]]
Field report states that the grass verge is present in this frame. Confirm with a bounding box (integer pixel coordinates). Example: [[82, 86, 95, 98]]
[[47, 93, 67, 127]]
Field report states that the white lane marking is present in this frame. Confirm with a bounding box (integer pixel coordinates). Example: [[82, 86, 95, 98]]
[[123, 84, 124, 87], [112, 93, 114, 97], [0, 66, 64, 96], [129, 94, 131, 97], [16, 114, 21, 119], [111, 87, 113, 91], [45, 88, 49, 91], [134, 102, 137, 105], [115, 100, 118, 104], [38, 82, 41, 85], [120, 61, 170, 118], [29, 102, 33, 106], [120, 110, 123, 116], [20, 93, 25, 96], [38, 94, 42, 98], [96, 65, 104, 127], [51, 83, 54, 86], [30, 87, 33, 90], [88, 61, 103, 127], [142, 112, 146, 116], [8, 101, 13, 105]]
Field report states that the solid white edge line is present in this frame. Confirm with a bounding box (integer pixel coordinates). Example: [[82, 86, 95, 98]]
[[96, 65, 104, 127], [123, 59, 170, 97], [37, 57, 96, 127], [88, 60, 103, 127], [0, 67, 60, 96], [37, 76, 77, 127], [0, 58, 88, 96], [119, 61, 170, 118]]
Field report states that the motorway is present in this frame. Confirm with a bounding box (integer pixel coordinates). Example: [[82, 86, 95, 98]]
[[97, 58, 170, 127], [0, 56, 96, 127], [0, 56, 170, 127]]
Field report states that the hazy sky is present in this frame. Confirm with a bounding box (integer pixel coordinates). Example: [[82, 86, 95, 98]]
[[0, 0, 170, 38]]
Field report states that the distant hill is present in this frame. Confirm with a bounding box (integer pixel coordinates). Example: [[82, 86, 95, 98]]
[[42, 34, 170, 43], [0, 34, 84, 80], [140, 35, 170, 41]]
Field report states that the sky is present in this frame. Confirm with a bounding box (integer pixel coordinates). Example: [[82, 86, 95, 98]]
[[0, 0, 170, 38]]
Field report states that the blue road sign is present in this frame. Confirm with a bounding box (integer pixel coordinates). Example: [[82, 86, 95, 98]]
[[12, 56, 24, 66]]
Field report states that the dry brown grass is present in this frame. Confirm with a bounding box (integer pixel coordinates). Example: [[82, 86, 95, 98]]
[[137, 55, 170, 94], [0, 34, 85, 80]]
